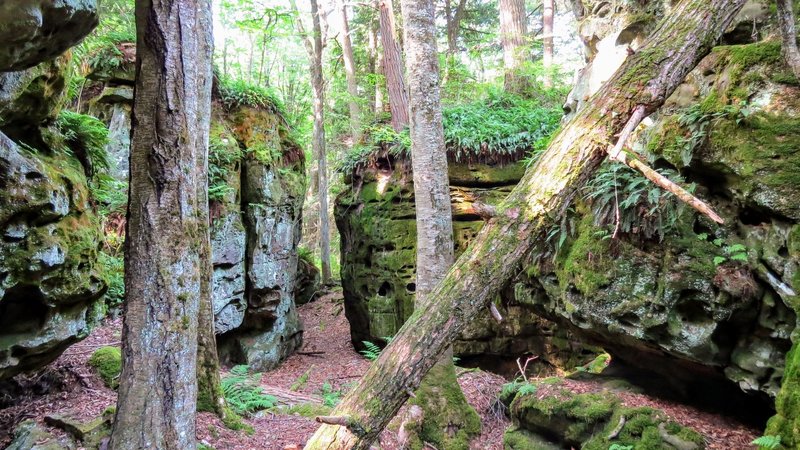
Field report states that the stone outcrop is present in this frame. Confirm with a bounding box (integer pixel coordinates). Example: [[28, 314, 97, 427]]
[[0, 42, 106, 379], [335, 159, 591, 374], [0, 0, 98, 72]]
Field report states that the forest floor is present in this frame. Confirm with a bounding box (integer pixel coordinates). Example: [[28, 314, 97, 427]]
[[0, 290, 761, 449]]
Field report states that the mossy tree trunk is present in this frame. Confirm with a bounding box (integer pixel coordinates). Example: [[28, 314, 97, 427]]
[[109, 0, 213, 448], [401, 0, 480, 447], [776, 0, 800, 79], [303, 0, 747, 448]]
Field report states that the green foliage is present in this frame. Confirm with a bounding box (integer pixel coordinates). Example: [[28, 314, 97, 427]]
[[91, 176, 128, 216], [752, 435, 782, 450], [197, 444, 216, 450], [54, 111, 110, 179], [359, 340, 384, 361], [98, 251, 125, 309], [584, 163, 691, 241], [221, 365, 277, 415], [608, 445, 634, 450], [671, 102, 747, 166], [218, 77, 284, 113], [290, 368, 311, 392], [697, 234, 749, 266], [208, 130, 243, 202], [318, 382, 343, 407], [88, 346, 122, 389], [269, 403, 332, 418]]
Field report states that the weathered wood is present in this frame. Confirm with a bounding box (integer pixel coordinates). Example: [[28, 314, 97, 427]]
[[303, 1, 747, 448], [109, 0, 213, 448]]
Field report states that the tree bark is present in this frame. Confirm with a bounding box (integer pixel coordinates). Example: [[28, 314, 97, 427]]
[[303, 0, 747, 448], [499, 0, 531, 94], [338, 0, 363, 141], [542, 0, 554, 87], [776, 0, 800, 79], [401, 0, 480, 446], [291, 0, 332, 284], [109, 0, 214, 448], [379, 0, 409, 131]]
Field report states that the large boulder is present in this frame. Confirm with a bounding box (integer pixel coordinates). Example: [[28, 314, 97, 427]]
[[0, 56, 70, 139], [0, 0, 98, 72], [0, 132, 106, 379]]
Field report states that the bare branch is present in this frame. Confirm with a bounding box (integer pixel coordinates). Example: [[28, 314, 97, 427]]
[[489, 303, 503, 323]]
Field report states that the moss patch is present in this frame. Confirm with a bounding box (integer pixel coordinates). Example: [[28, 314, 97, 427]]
[[88, 346, 121, 389]]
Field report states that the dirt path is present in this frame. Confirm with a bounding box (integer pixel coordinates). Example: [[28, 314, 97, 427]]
[[0, 290, 760, 449]]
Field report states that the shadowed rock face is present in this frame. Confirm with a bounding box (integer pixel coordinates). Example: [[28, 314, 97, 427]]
[[0, 133, 106, 379], [0, 0, 98, 72]]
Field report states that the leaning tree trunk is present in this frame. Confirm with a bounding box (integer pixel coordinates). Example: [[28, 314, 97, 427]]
[[338, 0, 363, 142], [303, 0, 747, 448], [401, 0, 480, 447], [109, 0, 214, 449], [776, 0, 800, 78], [379, 0, 409, 131], [499, 0, 531, 94]]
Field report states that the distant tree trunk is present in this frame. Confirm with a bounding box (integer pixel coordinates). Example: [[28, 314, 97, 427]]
[[303, 1, 747, 448], [542, 0, 554, 87], [570, 0, 585, 20], [196, 258, 225, 418], [776, 0, 800, 78], [291, 0, 332, 284], [444, 0, 468, 56], [499, 0, 531, 94], [258, 33, 267, 85], [401, 0, 480, 446], [338, 0, 363, 141], [379, 0, 409, 130], [109, 0, 214, 448]]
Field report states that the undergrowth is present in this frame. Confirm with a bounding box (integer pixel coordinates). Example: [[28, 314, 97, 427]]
[[221, 365, 277, 415], [54, 111, 111, 179], [218, 77, 285, 114]]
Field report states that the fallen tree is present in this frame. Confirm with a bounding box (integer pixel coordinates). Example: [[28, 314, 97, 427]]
[[304, 0, 747, 448]]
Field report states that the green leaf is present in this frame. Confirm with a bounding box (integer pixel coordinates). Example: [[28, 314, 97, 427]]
[[713, 256, 727, 266]]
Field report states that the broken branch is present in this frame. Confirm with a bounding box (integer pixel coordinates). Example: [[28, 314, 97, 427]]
[[489, 303, 503, 323]]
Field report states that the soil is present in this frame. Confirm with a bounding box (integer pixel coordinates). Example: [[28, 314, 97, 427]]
[[0, 290, 761, 449]]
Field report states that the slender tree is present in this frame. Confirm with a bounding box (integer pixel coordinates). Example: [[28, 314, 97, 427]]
[[109, 0, 214, 448], [776, 0, 800, 78], [499, 0, 530, 94], [338, 0, 363, 141], [304, 0, 746, 447], [291, 0, 332, 284], [542, 0, 554, 87], [444, 0, 468, 56], [401, 0, 480, 446], [379, 0, 409, 130]]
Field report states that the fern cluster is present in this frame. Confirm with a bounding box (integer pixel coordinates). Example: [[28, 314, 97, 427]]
[[221, 365, 277, 415], [359, 340, 384, 361], [584, 163, 691, 241], [208, 131, 243, 202], [752, 435, 781, 449], [218, 77, 285, 114], [54, 111, 111, 179], [319, 382, 343, 407]]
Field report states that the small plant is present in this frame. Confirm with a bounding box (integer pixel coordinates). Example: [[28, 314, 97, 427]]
[[218, 77, 284, 113], [98, 251, 125, 309], [360, 340, 384, 361], [208, 130, 242, 202], [698, 234, 748, 266], [752, 435, 782, 449], [608, 444, 634, 450], [319, 382, 343, 407], [221, 365, 277, 415], [290, 368, 311, 391]]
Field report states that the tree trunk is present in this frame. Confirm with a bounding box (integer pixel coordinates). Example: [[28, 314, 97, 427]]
[[499, 0, 531, 94], [109, 0, 214, 448], [379, 0, 409, 131], [290, 0, 332, 284], [542, 0, 554, 87], [445, 0, 468, 56], [776, 0, 800, 78], [196, 259, 225, 418], [338, 0, 363, 141], [303, 0, 747, 448], [401, 0, 480, 446]]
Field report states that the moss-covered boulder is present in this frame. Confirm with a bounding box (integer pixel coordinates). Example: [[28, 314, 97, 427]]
[[88, 346, 121, 389], [0, 0, 98, 72], [0, 56, 70, 140], [295, 256, 321, 305], [6, 420, 77, 450], [0, 133, 106, 379], [506, 384, 705, 450]]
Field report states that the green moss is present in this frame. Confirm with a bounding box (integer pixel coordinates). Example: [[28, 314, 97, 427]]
[[269, 403, 332, 418], [409, 361, 481, 449], [555, 215, 613, 296], [88, 346, 121, 389], [221, 407, 254, 435], [583, 407, 704, 450]]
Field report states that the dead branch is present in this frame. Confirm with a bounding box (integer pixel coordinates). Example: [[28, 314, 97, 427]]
[[489, 303, 503, 323], [607, 415, 626, 439]]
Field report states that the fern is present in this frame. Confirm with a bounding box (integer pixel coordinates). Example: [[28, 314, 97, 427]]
[[55, 111, 111, 179], [360, 340, 383, 361], [221, 365, 277, 415], [319, 382, 343, 407], [608, 445, 634, 450], [752, 435, 781, 449]]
